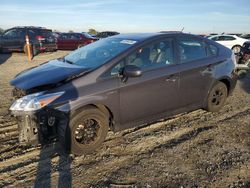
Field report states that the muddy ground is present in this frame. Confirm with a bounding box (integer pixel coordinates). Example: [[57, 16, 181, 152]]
[[0, 52, 249, 188]]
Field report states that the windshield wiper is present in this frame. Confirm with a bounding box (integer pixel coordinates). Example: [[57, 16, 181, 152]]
[[64, 58, 74, 64], [58, 57, 74, 64]]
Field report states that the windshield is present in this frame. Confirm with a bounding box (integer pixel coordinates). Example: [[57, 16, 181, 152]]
[[82, 32, 94, 38], [63, 38, 137, 68]]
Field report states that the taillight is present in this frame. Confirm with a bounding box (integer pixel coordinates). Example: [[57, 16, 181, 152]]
[[231, 53, 237, 66], [36, 35, 45, 41]]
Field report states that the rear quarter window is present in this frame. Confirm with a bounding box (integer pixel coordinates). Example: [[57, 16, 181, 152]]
[[38, 30, 53, 38], [207, 44, 218, 56]]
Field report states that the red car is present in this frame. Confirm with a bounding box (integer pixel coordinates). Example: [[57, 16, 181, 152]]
[[56, 32, 97, 50]]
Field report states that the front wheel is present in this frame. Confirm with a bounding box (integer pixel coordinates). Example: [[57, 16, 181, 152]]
[[62, 107, 109, 155], [205, 81, 228, 112]]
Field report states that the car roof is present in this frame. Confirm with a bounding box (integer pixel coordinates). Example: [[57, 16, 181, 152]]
[[110, 32, 182, 41], [11, 26, 48, 30]]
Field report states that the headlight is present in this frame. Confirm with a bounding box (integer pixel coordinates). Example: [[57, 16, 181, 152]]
[[10, 91, 64, 112]]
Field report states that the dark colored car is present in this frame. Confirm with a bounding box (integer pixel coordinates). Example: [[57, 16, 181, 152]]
[[56, 32, 97, 50], [241, 34, 250, 40], [96, 31, 119, 39], [0, 26, 57, 55], [239, 41, 250, 65], [9, 32, 237, 155]]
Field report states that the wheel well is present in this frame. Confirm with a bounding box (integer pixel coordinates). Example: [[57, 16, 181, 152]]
[[219, 79, 230, 94], [72, 104, 114, 130], [231, 45, 241, 49]]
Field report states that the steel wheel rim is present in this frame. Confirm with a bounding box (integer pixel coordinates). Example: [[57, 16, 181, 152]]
[[211, 88, 225, 106], [74, 119, 100, 145]]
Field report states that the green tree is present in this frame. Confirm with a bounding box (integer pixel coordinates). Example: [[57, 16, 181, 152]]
[[68, 30, 74, 33], [88, 28, 98, 35]]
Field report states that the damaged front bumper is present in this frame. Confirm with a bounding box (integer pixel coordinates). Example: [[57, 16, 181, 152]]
[[11, 108, 68, 145]]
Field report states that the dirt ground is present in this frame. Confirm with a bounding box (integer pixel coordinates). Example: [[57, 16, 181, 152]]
[[0, 51, 249, 188]]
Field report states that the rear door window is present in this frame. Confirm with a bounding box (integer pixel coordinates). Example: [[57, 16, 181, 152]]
[[177, 38, 207, 63], [207, 44, 218, 56], [3, 29, 20, 39], [28, 29, 36, 39], [222, 36, 236, 41]]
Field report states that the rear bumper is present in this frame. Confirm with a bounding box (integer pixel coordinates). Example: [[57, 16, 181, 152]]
[[35, 43, 57, 52]]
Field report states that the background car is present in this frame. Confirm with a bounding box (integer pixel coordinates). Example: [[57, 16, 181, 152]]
[[239, 41, 250, 65], [208, 34, 249, 54], [10, 32, 237, 155], [241, 34, 250, 39], [96, 31, 119, 39], [227, 33, 242, 37], [56, 32, 97, 50], [0, 26, 57, 55]]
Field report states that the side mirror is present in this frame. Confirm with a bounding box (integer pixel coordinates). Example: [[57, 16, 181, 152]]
[[123, 65, 142, 78]]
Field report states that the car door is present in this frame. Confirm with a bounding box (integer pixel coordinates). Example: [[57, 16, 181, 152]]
[[220, 36, 236, 49], [69, 34, 80, 49], [118, 38, 180, 127], [57, 34, 71, 50], [176, 36, 216, 108]]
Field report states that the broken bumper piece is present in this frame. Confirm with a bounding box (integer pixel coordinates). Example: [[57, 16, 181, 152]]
[[11, 109, 68, 145]]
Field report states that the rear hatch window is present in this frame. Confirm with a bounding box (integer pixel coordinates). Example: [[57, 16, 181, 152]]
[[36, 29, 55, 44], [38, 29, 54, 38]]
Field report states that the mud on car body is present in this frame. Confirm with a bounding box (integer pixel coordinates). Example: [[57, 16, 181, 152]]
[[10, 32, 238, 155]]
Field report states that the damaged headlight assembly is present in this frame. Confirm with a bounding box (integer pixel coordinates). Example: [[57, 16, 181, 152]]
[[10, 91, 64, 112], [9, 91, 65, 144]]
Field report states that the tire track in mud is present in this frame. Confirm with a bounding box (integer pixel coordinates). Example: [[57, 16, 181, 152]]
[[2, 105, 249, 187], [0, 93, 249, 187]]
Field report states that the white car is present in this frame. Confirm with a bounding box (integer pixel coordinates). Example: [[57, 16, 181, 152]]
[[208, 34, 250, 54]]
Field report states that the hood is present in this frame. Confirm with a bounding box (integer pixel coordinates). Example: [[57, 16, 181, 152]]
[[11, 59, 90, 90], [89, 36, 98, 40]]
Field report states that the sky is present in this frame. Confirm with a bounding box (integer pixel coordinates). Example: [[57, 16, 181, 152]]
[[0, 0, 249, 34]]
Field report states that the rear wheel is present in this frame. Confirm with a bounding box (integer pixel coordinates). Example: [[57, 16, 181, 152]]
[[24, 44, 38, 56], [61, 107, 109, 155], [32, 45, 38, 56], [205, 81, 228, 112]]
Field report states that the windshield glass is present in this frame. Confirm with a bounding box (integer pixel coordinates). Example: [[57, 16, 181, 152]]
[[63, 38, 137, 68], [82, 32, 94, 38]]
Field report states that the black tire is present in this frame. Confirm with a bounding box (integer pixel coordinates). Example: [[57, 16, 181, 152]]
[[32, 45, 38, 56], [205, 81, 228, 112], [60, 107, 109, 155]]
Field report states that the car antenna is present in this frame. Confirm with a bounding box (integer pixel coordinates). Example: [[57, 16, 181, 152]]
[[181, 27, 184, 32]]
